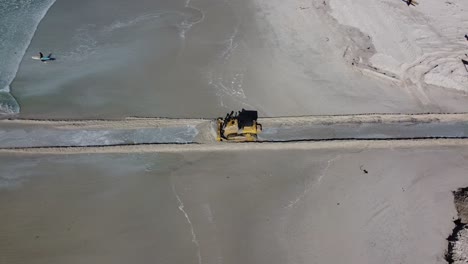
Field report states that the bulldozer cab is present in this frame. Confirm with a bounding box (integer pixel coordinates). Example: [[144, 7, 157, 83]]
[[217, 109, 262, 142]]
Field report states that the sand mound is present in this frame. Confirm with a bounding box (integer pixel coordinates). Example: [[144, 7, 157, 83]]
[[330, 0, 468, 98]]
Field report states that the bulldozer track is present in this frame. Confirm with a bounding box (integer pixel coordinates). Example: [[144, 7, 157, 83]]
[[1, 138, 468, 155]]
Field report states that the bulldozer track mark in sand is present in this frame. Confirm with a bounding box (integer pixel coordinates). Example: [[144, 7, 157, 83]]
[[399, 50, 468, 106], [0, 118, 209, 129], [366, 202, 391, 227], [3, 138, 468, 155]]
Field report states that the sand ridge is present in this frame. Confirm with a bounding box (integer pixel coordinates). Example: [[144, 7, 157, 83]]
[[2, 138, 468, 155], [3, 112, 468, 129]]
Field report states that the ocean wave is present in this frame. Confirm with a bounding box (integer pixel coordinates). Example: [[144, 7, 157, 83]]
[[0, 0, 57, 115], [0, 90, 20, 115]]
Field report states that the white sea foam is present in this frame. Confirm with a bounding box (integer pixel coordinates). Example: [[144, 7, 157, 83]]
[[62, 10, 195, 63], [102, 13, 165, 33], [178, 0, 204, 40], [206, 26, 253, 109]]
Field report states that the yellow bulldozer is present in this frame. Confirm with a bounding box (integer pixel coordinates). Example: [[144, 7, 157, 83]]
[[216, 109, 262, 142]]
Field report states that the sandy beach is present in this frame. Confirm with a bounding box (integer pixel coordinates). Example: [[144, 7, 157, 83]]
[[1, 145, 468, 264], [2, 0, 468, 262]]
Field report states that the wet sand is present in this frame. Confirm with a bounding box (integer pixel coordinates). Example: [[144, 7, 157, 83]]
[[9, 0, 437, 120], [1, 146, 468, 264], [11, 0, 234, 119]]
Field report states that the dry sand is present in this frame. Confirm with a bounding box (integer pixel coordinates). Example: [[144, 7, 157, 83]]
[[330, 0, 468, 108], [244, 0, 468, 114], [1, 145, 468, 264]]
